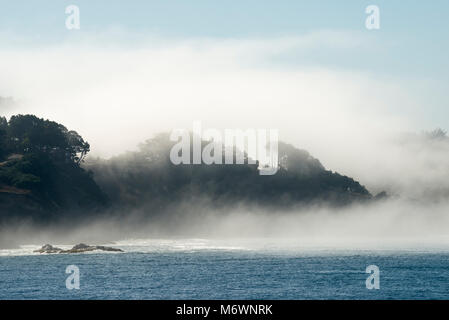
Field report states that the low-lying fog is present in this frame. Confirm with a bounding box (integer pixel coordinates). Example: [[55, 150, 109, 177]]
[[1, 34, 449, 250], [2, 196, 449, 251]]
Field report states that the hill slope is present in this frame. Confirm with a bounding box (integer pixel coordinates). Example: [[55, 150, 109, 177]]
[[0, 115, 108, 223], [88, 133, 372, 212], [1, 114, 373, 224]]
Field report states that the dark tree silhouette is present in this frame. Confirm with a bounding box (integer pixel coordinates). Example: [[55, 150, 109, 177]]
[[0, 114, 106, 223], [6, 114, 89, 164]]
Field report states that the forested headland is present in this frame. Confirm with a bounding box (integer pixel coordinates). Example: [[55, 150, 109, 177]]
[[0, 114, 375, 225]]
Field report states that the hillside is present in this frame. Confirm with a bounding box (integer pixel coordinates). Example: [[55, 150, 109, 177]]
[[0, 114, 374, 224], [0, 115, 108, 224], [87, 133, 373, 212]]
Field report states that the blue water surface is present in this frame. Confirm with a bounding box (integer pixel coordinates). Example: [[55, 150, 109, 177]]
[[1, 251, 449, 299]]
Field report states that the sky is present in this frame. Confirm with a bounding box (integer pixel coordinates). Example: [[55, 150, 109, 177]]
[[0, 1, 448, 191], [2, 1, 449, 244], [0, 1, 447, 122], [0, 0, 448, 76]]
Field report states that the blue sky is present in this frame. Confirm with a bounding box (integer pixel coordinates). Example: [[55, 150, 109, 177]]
[[0, 1, 448, 131], [0, 0, 447, 37], [2, 1, 449, 212], [0, 1, 447, 79]]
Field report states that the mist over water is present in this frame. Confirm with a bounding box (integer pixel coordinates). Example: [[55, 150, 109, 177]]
[[1, 36, 449, 253], [2, 194, 449, 253]]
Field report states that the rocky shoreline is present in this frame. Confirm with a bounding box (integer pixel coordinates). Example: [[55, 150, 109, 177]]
[[34, 243, 124, 254]]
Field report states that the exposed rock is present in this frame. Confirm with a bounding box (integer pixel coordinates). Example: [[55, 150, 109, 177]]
[[95, 246, 123, 252], [63, 243, 123, 253], [34, 243, 123, 254], [34, 244, 63, 253]]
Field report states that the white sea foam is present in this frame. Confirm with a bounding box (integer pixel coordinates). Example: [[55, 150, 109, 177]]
[[111, 238, 247, 253], [3, 237, 449, 257], [0, 239, 247, 257]]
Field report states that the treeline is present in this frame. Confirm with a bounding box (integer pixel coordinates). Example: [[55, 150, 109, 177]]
[[87, 133, 373, 213], [0, 114, 375, 224], [0, 115, 89, 164], [0, 115, 107, 223]]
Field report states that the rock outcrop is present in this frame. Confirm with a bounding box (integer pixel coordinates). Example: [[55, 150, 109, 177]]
[[34, 244, 63, 253], [34, 243, 123, 254]]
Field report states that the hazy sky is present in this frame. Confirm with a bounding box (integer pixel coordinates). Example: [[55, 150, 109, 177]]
[[0, 0, 448, 78], [1, 2, 447, 120], [0, 1, 448, 191], [1, 1, 449, 246]]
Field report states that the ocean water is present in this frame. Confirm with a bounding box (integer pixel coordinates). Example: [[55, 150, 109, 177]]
[[1, 239, 449, 300]]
